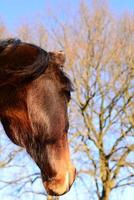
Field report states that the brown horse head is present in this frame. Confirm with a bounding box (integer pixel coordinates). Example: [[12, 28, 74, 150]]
[[0, 38, 76, 196]]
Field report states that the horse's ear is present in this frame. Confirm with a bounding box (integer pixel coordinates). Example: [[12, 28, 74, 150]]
[[48, 51, 66, 66]]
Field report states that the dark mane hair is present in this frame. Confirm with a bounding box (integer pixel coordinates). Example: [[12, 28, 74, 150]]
[[0, 38, 48, 87]]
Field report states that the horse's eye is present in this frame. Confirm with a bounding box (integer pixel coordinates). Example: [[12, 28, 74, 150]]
[[63, 90, 71, 102]]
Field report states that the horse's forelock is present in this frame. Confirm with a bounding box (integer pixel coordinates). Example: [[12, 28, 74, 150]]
[[0, 39, 66, 89], [0, 39, 49, 87]]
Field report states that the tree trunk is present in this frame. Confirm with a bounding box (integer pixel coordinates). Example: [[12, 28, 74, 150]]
[[100, 186, 110, 200]]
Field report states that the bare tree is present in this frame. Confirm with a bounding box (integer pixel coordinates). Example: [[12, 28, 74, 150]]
[[49, 1, 134, 200], [17, 21, 48, 48], [0, 20, 9, 39]]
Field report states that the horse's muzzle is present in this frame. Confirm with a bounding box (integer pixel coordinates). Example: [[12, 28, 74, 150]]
[[43, 166, 76, 196]]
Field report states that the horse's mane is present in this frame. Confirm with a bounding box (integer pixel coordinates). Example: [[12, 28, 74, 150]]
[[0, 38, 48, 87]]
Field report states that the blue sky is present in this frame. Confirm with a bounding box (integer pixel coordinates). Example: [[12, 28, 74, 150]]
[[109, 0, 134, 12], [0, 0, 134, 31]]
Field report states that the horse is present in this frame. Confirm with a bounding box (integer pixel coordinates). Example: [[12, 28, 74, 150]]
[[0, 38, 76, 196]]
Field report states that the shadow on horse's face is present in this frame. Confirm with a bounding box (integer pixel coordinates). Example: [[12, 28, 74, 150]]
[[0, 39, 76, 196]]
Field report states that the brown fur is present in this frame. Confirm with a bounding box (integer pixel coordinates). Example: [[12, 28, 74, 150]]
[[0, 38, 75, 196]]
